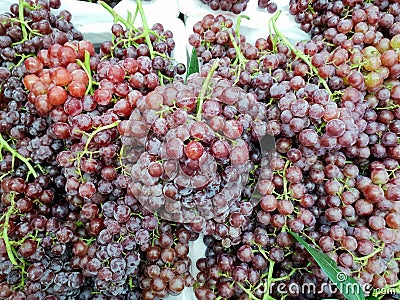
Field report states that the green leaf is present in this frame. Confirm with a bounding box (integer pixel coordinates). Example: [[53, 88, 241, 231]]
[[290, 232, 365, 300], [365, 297, 379, 300], [186, 47, 199, 82]]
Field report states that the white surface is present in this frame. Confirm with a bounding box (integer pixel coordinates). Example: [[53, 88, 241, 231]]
[[115, 0, 180, 18], [0, 0, 16, 12]]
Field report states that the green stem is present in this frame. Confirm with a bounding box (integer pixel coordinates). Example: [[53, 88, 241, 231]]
[[236, 282, 260, 300], [263, 261, 276, 300], [235, 15, 250, 39], [18, 0, 28, 41], [353, 243, 383, 262], [99, 0, 155, 59], [196, 59, 220, 122], [282, 159, 290, 201], [0, 133, 38, 178], [268, 16, 277, 53], [75, 121, 121, 181], [135, 0, 155, 59], [228, 31, 247, 67], [130, 7, 139, 25], [83, 121, 121, 153], [375, 104, 400, 110], [253, 246, 277, 300], [271, 268, 297, 282], [15, 53, 34, 67], [270, 11, 332, 97], [76, 50, 93, 95], [2, 192, 18, 265]]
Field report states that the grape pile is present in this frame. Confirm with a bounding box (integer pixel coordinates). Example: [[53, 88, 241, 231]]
[[187, 2, 400, 300], [1, 0, 400, 299]]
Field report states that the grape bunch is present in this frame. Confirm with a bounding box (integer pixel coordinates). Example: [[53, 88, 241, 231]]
[[121, 67, 274, 224], [138, 222, 198, 299], [200, 0, 250, 14], [0, 0, 82, 70], [97, 9, 186, 88], [289, 0, 400, 38]]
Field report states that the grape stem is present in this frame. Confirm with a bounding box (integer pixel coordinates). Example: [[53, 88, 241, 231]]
[[76, 50, 94, 95], [375, 103, 400, 110], [236, 282, 260, 300], [13, 0, 42, 46], [1, 192, 18, 265], [98, 1, 130, 28], [0, 133, 38, 178], [263, 260, 276, 300], [99, 0, 155, 59], [135, 0, 155, 59], [117, 145, 130, 175], [352, 243, 384, 262], [83, 121, 121, 153], [18, 0, 28, 41], [282, 159, 290, 201], [75, 121, 121, 181], [234, 15, 250, 39], [228, 31, 247, 86], [269, 11, 332, 98], [254, 245, 278, 300], [271, 267, 297, 283], [196, 59, 220, 122]]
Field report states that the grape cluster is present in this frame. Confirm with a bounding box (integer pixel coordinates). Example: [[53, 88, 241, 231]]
[[289, 0, 400, 38], [138, 223, 198, 298], [98, 18, 186, 88], [0, 0, 82, 70], [121, 70, 273, 224], [200, 0, 250, 14], [258, 0, 277, 13]]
